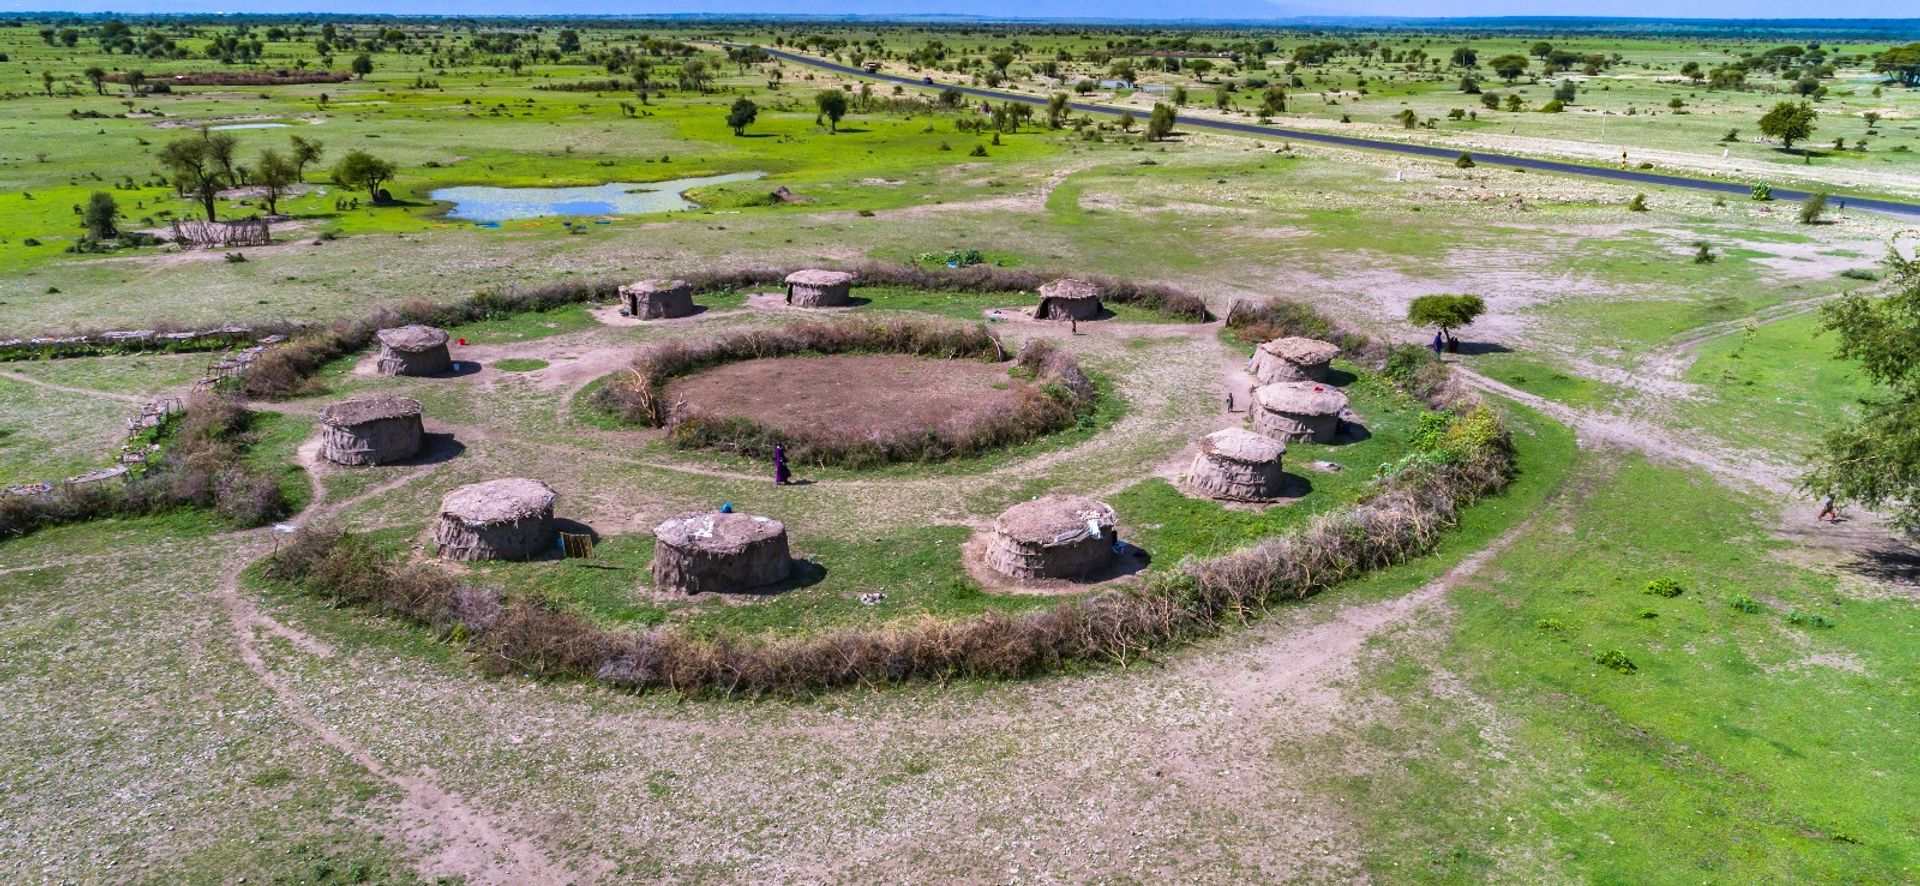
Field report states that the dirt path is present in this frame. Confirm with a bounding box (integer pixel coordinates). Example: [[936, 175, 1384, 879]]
[[0, 369, 150, 403]]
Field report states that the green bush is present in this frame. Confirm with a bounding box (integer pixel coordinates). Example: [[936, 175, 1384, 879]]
[[1730, 594, 1764, 614], [1595, 649, 1638, 674], [1644, 577, 1684, 597], [1786, 610, 1834, 628]]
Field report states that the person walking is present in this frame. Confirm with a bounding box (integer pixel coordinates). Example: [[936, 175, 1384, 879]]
[[1817, 496, 1839, 523], [774, 443, 791, 486], [1430, 330, 1445, 354]]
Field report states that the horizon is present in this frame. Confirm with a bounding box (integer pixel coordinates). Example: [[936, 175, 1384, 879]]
[[3, 7, 1917, 26]]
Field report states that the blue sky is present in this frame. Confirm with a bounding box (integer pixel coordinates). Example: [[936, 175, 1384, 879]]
[[4, 0, 1909, 19]]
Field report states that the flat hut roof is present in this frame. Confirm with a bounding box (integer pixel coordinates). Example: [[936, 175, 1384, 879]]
[[654, 511, 786, 552], [376, 324, 449, 353], [784, 269, 856, 286], [1255, 381, 1350, 416], [1200, 427, 1286, 464], [319, 396, 422, 427], [438, 478, 555, 527], [1038, 278, 1100, 301], [994, 494, 1117, 546], [1260, 337, 1341, 366], [625, 278, 689, 294]]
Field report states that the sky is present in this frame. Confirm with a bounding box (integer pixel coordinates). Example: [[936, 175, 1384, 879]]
[[3, 0, 1911, 20]]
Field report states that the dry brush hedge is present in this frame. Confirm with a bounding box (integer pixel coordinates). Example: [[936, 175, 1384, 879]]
[[263, 297, 1519, 698], [593, 318, 1099, 467], [1, 394, 290, 539]]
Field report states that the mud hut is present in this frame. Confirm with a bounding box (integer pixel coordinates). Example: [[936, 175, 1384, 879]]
[[1252, 337, 1340, 383], [986, 494, 1118, 580], [318, 396, 423, 466], [1035, 278, 1102, 321], [432, 478, 557, 561], [651, 511, 792, 594], [1186, 428, 1288, 501], [784, 269, 856, 307], [620, 278, 696, 319], [375, 324, 451, 376], [1253, 382, 1349, 444]]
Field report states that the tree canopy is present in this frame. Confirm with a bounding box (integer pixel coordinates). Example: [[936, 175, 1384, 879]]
[[814, 89, 848, 132], [726, 97, 758, 136], [1758, 101, 1817, 150], [1408, 294, 1488, 336], [82, 191, 119, 240], [158, 134, 236, 222], [1874, 43, 1920, 87], [1489, 53, 1530, 81], [331, 150, 396, 202], [1146, 103, 1177, 141], [1804, 243, 1920, 529]]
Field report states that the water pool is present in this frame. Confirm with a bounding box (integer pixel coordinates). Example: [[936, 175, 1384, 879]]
[[431, 172, 766, 222]]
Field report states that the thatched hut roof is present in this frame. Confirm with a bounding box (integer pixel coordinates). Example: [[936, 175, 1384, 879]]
[[319, 396, 422, 427], [1255, 382, 1349, 416], [1259, 337, 1340, 366], [625, 278, 690, 295], [1038, 278, 1100, 301], [438, 478, 556, 528], [654, 512, 786, 552], [784, 269, 856, 287], [376, 324, 449, 353], [1199, 428, 1286, 464], [994, 494, 1117, 546]]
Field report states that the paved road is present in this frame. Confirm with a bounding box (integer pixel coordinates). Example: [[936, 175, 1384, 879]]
[[746, 45, 1920, 220]]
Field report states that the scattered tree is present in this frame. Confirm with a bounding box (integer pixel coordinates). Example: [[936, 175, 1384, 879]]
[[331, 150, 396, 204], [815, 89, 848, 132], [1489, 53, 1530, 82], [1804, 243, 1920, 528], [255, 149, 297, 215], [1799, 192, 1830, 225], [82, 191, 119, 240], [1758, 101, 1817, 151], [83, 66, 106, 95], [288, 135, 324, 181], [158, 134, 235, 222], [1146, 103, 1176, 141], [350, 53, 373, 79], [1407, 294, 1487, 346], [726, 97, 758, 136]]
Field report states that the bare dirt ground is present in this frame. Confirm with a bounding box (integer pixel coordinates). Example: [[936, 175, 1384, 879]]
[[664, 354, 1026, 439]]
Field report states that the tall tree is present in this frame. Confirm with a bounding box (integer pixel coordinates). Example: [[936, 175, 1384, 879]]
[[158, 136, 228, 221], [288, 134, 324, 181], [1407, 294, 1487, 344], [814, 89, 848, 132], [255, 149, 297, 215], [1146, 102, 1177, 141], [726, 97, 758, 136], [82, 191, 120, 240], [331, 150, 396, 203], [1804, 244, 1920, 528], [1758, 101, 1817, 151], [84, 66, 106, 95]]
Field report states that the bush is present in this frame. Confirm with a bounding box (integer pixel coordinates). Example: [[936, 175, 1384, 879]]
[[1799, 192, 1829, 225], [1627, 194, 1649, 212], [1455, 152, 1475, 168], [1786, 610, 1834, 628], [1730, 594, 1764, 614], [1644, 577, 1684, 597], [0, 394, 288, 539], [1595, 649, 1638, 674]]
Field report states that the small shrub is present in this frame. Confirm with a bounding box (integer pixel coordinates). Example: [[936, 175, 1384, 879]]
[[1627, 194, 1649, 212], [1536, 618, 1567, 633], [1455, 152, 1475, 168], [1839, 268, 1878, 281], [1798, 192, 1829, 225], [968, 144, 988, 157], [1595, 649, 1638, 674], [1637, 609, 1660, 619], [1693, 242, 1716, 264], [1730, 594, 1764, 614], [1750, 182, 1773, 201], [224, 251, 247, 263], [1644, 577, 1684, 598], [1786, 610, 1834, 628]]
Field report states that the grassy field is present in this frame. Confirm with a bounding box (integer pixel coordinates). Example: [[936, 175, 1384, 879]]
[[3, 14, 1919, 884]]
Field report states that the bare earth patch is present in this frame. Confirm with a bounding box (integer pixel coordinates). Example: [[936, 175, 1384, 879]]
[[663, 354, 1025, 439]]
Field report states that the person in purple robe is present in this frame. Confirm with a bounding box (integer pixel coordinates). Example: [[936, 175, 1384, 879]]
[[774, 443, 791, 485], [1430, 330, 1445, 354]]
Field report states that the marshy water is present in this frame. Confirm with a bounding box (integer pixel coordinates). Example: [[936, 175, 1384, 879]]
[[432, 172, 766, 222]]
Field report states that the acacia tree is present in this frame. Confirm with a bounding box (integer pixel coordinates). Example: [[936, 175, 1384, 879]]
[[255, 149, 297, 215], [1489, 53, 1529, 82], [331, 150, 396, 203], [1759, 101, 1817, 151], [814, 88, 848, 132], [1873, 43, 1920, 87], [288, 134, 324, 181], [632, 61, 652, 104], [158, 135, 232, 221], [1045, 92, 1069, 129], [726, 97, 758, 136], [84, 66, 106, 95], [1408, 294, 1487, 346], [1804, 243, 1920, 528]]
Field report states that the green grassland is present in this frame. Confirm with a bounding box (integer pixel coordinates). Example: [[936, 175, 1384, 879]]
[[3, 14, 1919, 883]]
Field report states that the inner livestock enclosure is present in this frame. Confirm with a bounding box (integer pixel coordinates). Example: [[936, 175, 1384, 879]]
[[596, 317, 1100, 466]]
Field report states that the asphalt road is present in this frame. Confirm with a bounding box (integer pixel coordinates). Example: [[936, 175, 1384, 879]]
[[746, 45, 1920, 220]]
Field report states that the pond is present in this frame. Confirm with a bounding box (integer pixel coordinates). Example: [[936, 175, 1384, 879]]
[[209, 122, 291, 130], [431, 172, 767, 223]]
